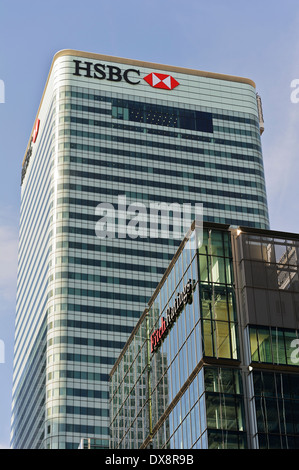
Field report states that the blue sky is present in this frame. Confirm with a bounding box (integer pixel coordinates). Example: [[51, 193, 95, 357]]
[[1, 0, 299, 448]]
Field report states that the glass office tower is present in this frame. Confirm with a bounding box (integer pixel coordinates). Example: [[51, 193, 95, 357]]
[[11, 50, 269, 449], [110, 222, 299, 449]]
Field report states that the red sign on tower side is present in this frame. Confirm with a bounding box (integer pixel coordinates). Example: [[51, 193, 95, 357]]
[[32, 118, 40, 143]]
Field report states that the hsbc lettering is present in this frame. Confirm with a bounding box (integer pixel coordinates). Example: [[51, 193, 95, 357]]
[[151, 279, 196, 353], [73, 60, 141, 85]]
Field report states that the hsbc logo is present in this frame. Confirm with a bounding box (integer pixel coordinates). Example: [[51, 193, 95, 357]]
[[73, 60, 180, 91], [73, 60, 141, 85], [144, 72, 179, 90]]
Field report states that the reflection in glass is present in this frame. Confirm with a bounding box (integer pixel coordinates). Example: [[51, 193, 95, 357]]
[[249, 326, 299, 367]]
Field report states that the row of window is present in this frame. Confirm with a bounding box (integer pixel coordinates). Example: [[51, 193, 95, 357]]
[[53, 203, 266, 227], [54, 220, 266, 253], [55, 352, 117, 366], [48, 348, 120, 367], [62, 139, 265, 178], [47, 422, 109, 436], [54, 302, 141, 319], [62, 114, 263, 165], [63, 115, 260, 142], [52, 239, 174, 264], [51, 271, 158, 291], [47, 369, 108, 382], [62, 167, 267, 205], [47, 386, 108, 400], [48, 318, 134, 335], [48, 285, 151, 305], [55, 219, 180, 249], [54, 190, 267, 220], [63, 122, 261, 152], [65, 88, 260, 128], [52, 254, 166, 275], [61, 152, 262, 190], [47, 404, 109, 418], [48, 335, 125, 350]]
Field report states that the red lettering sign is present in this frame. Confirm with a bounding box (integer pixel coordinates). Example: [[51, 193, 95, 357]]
[[32, 118, 40, 143]]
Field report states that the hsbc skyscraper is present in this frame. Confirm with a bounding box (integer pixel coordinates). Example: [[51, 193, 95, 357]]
[[11, 50, 269, 449]]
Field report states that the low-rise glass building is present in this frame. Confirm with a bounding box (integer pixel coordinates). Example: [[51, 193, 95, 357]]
[[110, 221, 299, 449]]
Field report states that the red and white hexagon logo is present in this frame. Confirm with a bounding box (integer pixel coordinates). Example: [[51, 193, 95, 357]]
[[143, 72, 179, 90]]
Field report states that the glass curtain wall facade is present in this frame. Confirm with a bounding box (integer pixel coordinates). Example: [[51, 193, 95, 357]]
[[110, 223, 299, 449], [110, 223, 247, 449], [11, 50, 269, 449], [234, 228, 299, 448]]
